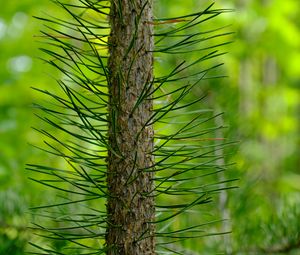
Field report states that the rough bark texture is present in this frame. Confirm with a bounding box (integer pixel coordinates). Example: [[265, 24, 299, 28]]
[[106, 0, 155, 254]]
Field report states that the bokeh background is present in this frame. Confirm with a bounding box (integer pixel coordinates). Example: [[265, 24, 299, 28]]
[[0, 0, 299, 254]]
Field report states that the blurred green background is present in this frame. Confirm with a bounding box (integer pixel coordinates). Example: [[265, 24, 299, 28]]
[[0, 0, 299, 254]]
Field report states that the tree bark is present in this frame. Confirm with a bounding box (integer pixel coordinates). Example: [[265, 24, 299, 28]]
[[106, 0, 155, 254]]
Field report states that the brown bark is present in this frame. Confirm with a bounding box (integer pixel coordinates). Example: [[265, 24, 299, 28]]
[[106, 0, 155, 254]]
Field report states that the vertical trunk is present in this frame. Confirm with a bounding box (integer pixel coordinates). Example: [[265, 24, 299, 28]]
[[214, 112, 232, 254], [106, 1, 155, 254]]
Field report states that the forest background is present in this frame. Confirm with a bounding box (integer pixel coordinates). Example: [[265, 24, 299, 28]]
[[0, 0, 299, 254]]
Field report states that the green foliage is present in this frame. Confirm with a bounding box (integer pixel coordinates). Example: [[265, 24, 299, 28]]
[[1, 0, 299, 254], [0, 190, 28, 255]]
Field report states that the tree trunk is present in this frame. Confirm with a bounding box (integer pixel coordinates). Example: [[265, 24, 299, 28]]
[[106, 1, 155, 254]]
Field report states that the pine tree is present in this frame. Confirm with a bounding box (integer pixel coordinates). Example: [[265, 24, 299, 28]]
[[29, 1, 233, 254]]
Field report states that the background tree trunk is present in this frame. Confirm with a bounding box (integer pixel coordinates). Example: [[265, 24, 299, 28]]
[[106, 1, 155, 254]]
